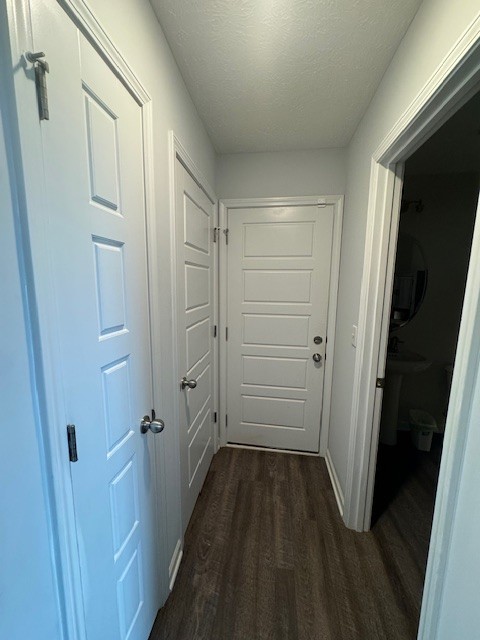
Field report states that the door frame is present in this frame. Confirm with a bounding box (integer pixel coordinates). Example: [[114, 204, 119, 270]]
[[218, 196, 344, 457], [167, 131, 218, 548], [344, 14, 480, 640], [6, 0, 169, 636]]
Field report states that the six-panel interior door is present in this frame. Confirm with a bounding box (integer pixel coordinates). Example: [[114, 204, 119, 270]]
[[226, 206, 334, 452], [174, 160, 215, 533], [33, 3, 160, 637]]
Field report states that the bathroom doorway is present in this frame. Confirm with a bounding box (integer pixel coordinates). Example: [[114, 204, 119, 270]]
[[370, 90, 480, 628]]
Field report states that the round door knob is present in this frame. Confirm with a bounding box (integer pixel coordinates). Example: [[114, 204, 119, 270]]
[[140, 415, 165, 434], [181, 376, 197, 389], [312, 353, 322, 363]]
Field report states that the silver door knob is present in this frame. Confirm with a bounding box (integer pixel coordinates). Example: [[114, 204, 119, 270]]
[[312, 353, 322, 363], [181, 376, 197, 389], [140, 414, 165, 434]]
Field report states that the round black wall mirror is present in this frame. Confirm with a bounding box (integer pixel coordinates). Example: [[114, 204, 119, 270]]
[[390, 233, 428, 330]]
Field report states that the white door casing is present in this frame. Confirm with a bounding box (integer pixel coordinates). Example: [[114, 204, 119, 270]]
[[174, 158, 216, 533], [225, 203, 337, 453], [30, 3, 161, 637], [362, 163, 404, 527]]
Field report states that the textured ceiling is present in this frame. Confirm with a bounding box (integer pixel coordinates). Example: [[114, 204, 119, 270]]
[[150, 0, 422, 153]]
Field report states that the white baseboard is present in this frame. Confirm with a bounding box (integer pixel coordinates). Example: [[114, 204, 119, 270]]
[[168, 539, 183, 592], [325, 448, 345, 517]]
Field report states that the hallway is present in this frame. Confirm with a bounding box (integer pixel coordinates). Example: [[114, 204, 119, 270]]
[[150, 447, 436, 640]]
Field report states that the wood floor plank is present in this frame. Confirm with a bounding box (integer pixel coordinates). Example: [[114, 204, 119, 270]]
[[255, 476, 277, 640], [149, 445, 436, 640], [275, 568, 299, 640]]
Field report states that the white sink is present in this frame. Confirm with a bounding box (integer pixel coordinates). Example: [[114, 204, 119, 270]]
[[386, 350, 432, 375], [380, 351, 431, 445]]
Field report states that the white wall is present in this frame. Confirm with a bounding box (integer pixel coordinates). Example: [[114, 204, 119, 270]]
[[83, 0, 216, 573], [216, 149, 346, 199], [0, 13, 63, 635], [327, 0, 480, 495]]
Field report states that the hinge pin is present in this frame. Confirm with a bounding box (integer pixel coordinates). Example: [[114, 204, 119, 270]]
[[26, 51, 50, 120], [66, 424, 78, 462]]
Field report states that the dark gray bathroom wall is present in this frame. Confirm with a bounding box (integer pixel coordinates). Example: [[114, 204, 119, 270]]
[[394, 172, 479, 427]]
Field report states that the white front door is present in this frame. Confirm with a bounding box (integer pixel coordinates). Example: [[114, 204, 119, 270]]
[[32, 4, 160, 637], [174, 159, 215, 533], [226, 205, 334, 452]]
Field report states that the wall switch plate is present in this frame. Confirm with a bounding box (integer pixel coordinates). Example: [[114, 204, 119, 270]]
[[351, 324, 358, 348]]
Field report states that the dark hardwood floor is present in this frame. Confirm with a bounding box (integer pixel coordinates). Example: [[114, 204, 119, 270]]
[[150, 442, 440, 640]]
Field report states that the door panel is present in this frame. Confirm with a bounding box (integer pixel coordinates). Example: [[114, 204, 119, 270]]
[[244, 222, 314, 256], [187, 318, 210, 369], [227, 206, 334, 452], [175, 161, 215, 533], [33, 4, 160, 638], [243, 313, 310, 346], [242, 355, 308, 388], [244, 270, 313, 302]]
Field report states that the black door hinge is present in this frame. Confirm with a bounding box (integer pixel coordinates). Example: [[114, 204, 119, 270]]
[[225, 414, 228, 427], [213, 411, 217, 423], [223, 228, 229, 244], [213, 227, 220, 243], [376, 378, 386, 389], [67, 424, 78, 462], [225, 327, 228, 341], [213, 324, 217, 338]]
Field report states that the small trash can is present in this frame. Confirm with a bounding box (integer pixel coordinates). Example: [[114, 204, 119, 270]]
[[409, 409, 437, 452]]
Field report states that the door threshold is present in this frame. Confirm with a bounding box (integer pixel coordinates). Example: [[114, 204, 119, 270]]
[[226, 442, 321, 457]]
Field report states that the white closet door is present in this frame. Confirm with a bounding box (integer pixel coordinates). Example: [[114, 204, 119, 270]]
[[32, 4, 161, 637], [174, 160, 215, 533]]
